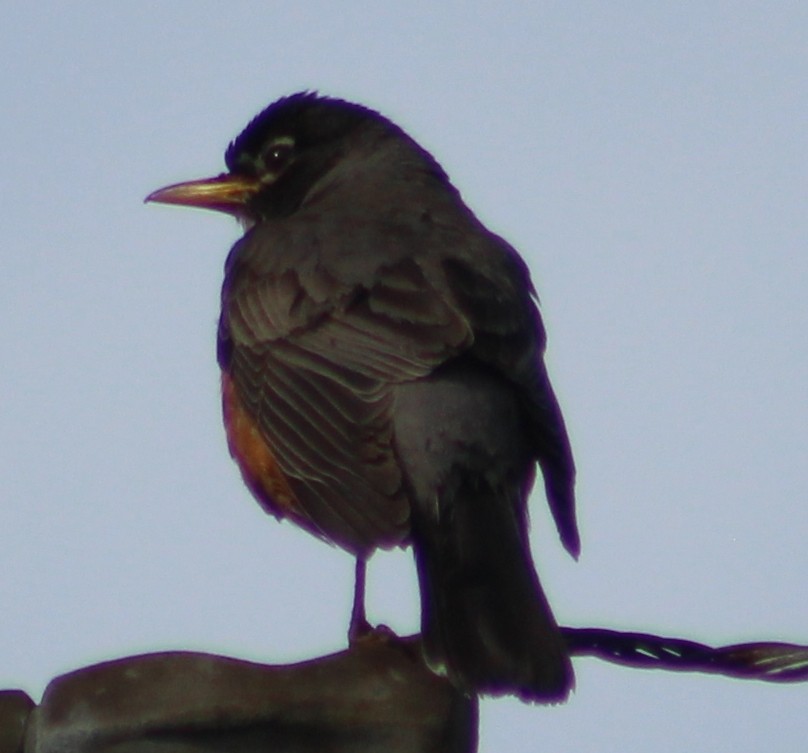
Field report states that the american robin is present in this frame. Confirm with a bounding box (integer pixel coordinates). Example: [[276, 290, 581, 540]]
[[147, 93, 579, 702]]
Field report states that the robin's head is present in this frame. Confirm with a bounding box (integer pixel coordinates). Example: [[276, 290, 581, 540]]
[[147, 92, 444, 223]]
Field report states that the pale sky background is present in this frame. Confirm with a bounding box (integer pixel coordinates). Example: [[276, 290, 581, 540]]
[[2, 3, 806, 752]]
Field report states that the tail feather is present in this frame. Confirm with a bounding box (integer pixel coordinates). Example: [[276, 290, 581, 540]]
[[412, 477, 573, 702]]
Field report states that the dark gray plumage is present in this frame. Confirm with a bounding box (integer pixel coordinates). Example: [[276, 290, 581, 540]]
[[148, 93, 579, 701]]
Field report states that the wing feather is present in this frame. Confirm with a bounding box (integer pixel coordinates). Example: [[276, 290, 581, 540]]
[[221, 224, 577, 555], [222, 251, 472, 552]]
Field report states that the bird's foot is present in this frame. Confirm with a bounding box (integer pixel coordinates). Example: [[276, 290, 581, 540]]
[[348, 614, 374, 645], [349, 620, 398, 647]]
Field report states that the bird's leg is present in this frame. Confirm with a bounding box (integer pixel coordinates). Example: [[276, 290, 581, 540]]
[[348, 556, 372, 643]]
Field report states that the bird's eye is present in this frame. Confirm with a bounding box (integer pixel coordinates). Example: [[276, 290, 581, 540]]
[[261, 139, 294, 173]]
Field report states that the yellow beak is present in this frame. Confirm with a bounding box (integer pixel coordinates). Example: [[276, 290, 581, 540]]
[[145, 173, 261, 215]]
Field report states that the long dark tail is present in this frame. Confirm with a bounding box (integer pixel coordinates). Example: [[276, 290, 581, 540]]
[[412, 477, 573, 703]]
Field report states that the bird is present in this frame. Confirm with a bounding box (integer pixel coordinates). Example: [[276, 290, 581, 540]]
[[147, 92, 579, 702]]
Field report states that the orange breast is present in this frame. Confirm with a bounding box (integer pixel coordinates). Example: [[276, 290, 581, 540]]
[[221, 371, 301, 519]]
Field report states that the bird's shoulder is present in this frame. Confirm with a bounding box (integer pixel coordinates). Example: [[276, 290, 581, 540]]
[[218, 198, 552, 401], [225, 198, 540, 331]]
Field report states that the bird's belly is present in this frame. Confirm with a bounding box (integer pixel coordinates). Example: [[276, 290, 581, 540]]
[[220, 371, 301, 520]]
